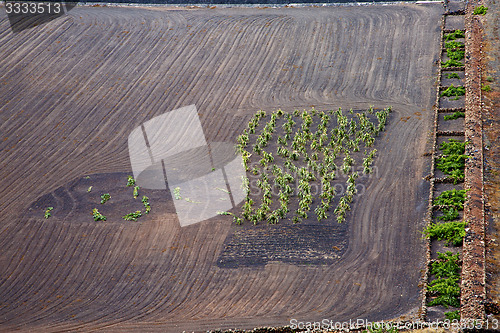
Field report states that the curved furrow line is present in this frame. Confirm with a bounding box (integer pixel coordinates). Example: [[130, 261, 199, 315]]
[[0, 16, 75, 89], [128, 224, 231, 322], [138, 15, 230, 113], [177, 14, 290, 116], [147, 224, 226, 318], [234, 15, 297, 111], [170, 14, 265, 110], [211, 15, 295, 113], [0, 221, 72, 320], [0, 222, 48, 301], [229, 16, 293, 112], [6, 224, 110, 327], [89, 227, 195, 325], [39, 225, 137, 327]]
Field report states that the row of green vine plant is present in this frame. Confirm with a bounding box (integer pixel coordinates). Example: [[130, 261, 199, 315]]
[[423, 187, 466, 319], [442, 30, 465, 68], [424, 137, 467, 316], [428, 251, 462, 320], [436, 139, 467, 184], [230, 106, 391, 225]]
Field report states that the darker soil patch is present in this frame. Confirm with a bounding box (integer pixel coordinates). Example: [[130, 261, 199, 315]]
[[217, 222, 348, 268]]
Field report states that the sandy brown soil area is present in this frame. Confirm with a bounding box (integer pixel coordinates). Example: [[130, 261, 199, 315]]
[[0, 4, 442, 332]]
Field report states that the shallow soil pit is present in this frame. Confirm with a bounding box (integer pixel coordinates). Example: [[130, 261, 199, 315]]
[[446, 1, 466, 15], [436, 135, 464, 148], [24, 172, 170, 224], [437, 113, 465, 132], [432, 207, 464, 222], [426, 303, 460, 322], [430, 239, 462, 259], [444, 15, 465, 31], [439, 96, 465, 108], [433, 181, 464, 197], [441, 72, 464, 87]]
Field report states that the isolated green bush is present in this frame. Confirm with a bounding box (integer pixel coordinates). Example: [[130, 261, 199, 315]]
[[428, 252, 462, 309], [436, 140, 467, 184], [123, 210, 142, 222], [44, 207, 53, 219], [441, 85, 465, 98], [447, 49, 465, 62], [126, 175, 136, 187], [445, 72, 461, 79], [444, 30, 465, 41], [431, 251, 460, 279], [473, 5, 488, 15], [92, 208, 106, 221], [428, 277, 461, 308], [434, 188, 466, 210], [444, 112, 465, 121], [100, 193, 111, 204], [423, 221, 467, 246]]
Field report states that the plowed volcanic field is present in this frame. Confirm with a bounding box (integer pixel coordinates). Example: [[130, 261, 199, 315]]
[[0, 4, 442, 332]]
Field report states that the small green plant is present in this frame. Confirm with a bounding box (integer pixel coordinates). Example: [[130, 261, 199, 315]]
[[441, 85, 465, 98], [44, 207, 53, 219], [133, 186, 140, 199], [423, 220, 467, 246], [87, 186, 92, 193], [217, 211, 243, 224], [445, 310, 460, 321], [486, 76, 494, 82], [123, 210, 142, 222], [142, 196, 151, 214], [473, 5, 488, 15], [482, 84, 491, 92], [444, 111, 465, 120], [442, 59, 463, 68], [100, 193, 111, 204], [445, 72, 461, 79], [173, 187, 181, 200], [92, 208, 106, 221], [126, 175, 136, 187]]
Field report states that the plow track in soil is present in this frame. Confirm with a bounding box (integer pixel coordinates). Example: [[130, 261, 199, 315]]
[[0, 4, 441, 332]]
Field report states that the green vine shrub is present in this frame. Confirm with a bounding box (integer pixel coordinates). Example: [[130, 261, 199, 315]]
[[436, 139, 467, 184]]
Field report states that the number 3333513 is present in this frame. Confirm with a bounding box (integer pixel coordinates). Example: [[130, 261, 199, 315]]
[[5, 2, 62, 15]]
